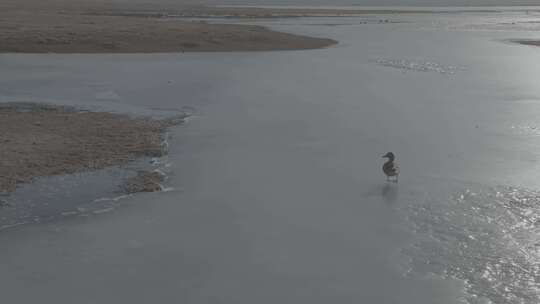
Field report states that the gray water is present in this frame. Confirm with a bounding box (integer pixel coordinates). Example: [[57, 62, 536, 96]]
[[1, 11, 540, 304]]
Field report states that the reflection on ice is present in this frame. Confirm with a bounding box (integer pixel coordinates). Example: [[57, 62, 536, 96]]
[[510, 124, 540, 137], [376, 59, 465, 74], [381, 183, 399, 205], [404, 184, 540, 304], [461, 20, 540, 32]]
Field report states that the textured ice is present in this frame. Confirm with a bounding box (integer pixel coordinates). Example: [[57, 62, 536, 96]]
[[510, 124, 540, 137], [95, 90, 121, 101], [404, 184, 540, 304], [376, 59, 465, 74]]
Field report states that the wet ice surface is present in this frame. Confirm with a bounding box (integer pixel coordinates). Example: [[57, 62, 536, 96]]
[[403, 180, 540, 304], [2, 9, 540, 304], [0, 154, 176, 232]]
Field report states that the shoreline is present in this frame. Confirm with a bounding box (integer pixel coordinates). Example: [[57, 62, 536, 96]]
[[0, 102, 182, 194], [0, 1, 338, 53]]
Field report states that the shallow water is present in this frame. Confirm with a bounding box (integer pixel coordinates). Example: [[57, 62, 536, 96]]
[[1, 11, 540, 304]]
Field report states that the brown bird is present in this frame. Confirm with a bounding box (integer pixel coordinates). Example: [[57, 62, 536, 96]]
[[382, 152, 399, 182]]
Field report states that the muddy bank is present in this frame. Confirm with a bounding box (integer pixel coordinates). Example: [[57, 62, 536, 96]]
[[513, 40, 540, 47], [0, 103, 179, 193], [123, 171, 166, 194], [0, 1, 337, 53]]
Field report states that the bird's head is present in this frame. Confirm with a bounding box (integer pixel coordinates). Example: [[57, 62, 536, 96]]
[[382, 152, 395, 161]]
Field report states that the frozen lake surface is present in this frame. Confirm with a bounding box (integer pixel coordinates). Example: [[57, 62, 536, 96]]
[[1, 11, 539, 304]]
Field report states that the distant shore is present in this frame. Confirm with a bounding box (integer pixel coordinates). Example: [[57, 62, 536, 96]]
[[0, 0, 339, 53]]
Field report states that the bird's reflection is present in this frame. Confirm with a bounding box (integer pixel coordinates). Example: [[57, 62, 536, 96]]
[[381, 183, 398, 204]]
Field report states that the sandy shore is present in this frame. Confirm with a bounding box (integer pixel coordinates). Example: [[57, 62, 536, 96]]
[[0, 103, 178, 193], [0, 0, 338, 53]]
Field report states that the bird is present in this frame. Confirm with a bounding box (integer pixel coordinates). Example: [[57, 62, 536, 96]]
[[382, 152, 399, 182]]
